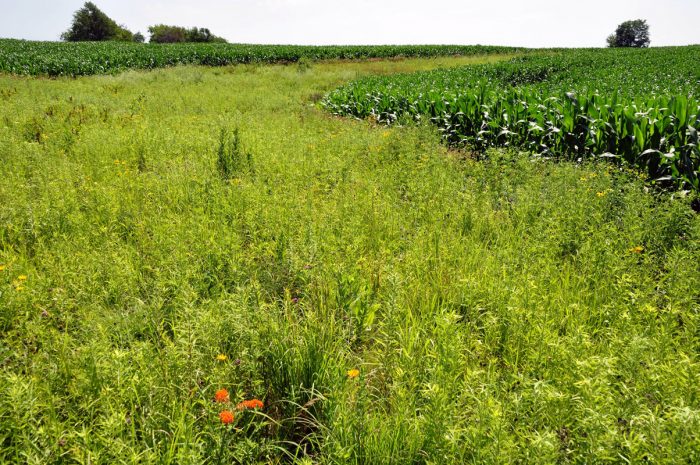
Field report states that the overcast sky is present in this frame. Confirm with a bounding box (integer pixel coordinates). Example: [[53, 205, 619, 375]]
[[1, 0, 698, 47]]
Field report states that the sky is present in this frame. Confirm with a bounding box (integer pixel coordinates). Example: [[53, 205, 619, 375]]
[[0, 0, 698, 48]]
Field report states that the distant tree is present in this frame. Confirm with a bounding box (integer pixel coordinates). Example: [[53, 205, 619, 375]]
[[133, 32, 145, 43], [148, 24, 227, 43], [607, 19, 650, 48], [61, 2, 132, 41], [186, 27, 227, 43], [148, 24, 187, 43]]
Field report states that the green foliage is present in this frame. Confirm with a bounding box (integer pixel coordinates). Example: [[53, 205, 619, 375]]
[[1, 55, 699, 464], [185, 27, 227, 44], [61, 2, 133, 42], [324, 47, 700, 190], [133, 32, 145, 44], [148, 24, 187, 43], [148, 25, 227, 44], [0, 39, 521, 76], [607, 19, 650, 48]]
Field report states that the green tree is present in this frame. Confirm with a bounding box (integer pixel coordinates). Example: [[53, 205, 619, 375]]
[[148, 24, 187, 43], [61, 2, 133, 41], [607, 19, 650, 48], [148, 24, 227, 43]]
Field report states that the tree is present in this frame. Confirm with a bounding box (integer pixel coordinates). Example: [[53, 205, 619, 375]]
[[607, 19, 650, 48], [148, 24, 227, 43], [61, 2, 133, 41], [133, 32, 145, 43]]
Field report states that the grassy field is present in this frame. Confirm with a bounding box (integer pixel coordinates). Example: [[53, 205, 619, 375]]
[[1, 54, 699, 464]]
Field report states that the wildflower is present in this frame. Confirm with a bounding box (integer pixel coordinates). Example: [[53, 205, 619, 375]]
[[236, 399, 264, 410], [214, 388, 230, 403], [291, 297, 300, 304], [629, 246, 644, 254], [0, 264, 5, 272], [14, 285, 24, 292], [219, 410, 235, 425], [347, 369, 360, 379], [216, 354, 228, 362], [596, 191, 606, 197], [18, 275, 27, 281]]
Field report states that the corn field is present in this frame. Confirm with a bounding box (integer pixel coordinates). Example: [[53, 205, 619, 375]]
[[0, 39, 521, 77], [324, 47, 700, 190]]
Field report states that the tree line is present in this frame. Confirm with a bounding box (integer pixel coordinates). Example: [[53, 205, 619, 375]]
[[61, 2, 227, 43]]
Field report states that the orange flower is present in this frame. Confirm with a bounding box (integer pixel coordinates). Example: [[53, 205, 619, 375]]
[[219, 410, 234, 424], [347, 369, 360, 379], [236, 399, 264, 410], [214, 388, 230, 403]]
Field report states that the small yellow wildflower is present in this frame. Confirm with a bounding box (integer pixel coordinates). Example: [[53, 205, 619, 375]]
[[596, 191, 607, 197], [14, 285, 24, 292], [347, 369, 360, 379], [216, 354, 228, 362], [629, 246, 644, 254], [0, 264, 5, 272], [18, 275, 27, 281]]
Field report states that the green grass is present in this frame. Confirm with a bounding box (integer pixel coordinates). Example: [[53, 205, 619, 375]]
[[1, 55, 699, 464]]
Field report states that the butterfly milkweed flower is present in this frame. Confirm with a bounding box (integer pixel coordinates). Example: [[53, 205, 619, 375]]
[[216, 354, 228, 362], [347, 369, 360, 379], [236, 399, 264, 410], [629, 246, 644, 254], [219, 410, 234, 425], [214, 388, 230, 403]]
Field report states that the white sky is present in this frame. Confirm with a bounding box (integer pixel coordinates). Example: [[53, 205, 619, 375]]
[[0, 0, 698, 47]]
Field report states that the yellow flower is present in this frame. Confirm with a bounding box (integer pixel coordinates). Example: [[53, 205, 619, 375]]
[[0, 264, 5, 272], [629, 246, 644, 254], [14, 285, 24, 291], [18, 275, 27, 281], [596, 191, 606, 197], [347, 369, 360, 379], [216, 354, 228, 362]]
